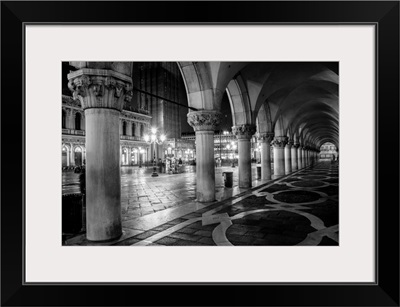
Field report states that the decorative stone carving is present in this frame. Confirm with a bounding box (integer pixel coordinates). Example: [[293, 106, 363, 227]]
[[257, 132, 274, 143], [293, 143, 300, 149], [232, 124, 257, 140], [68, 69, 132, 111], [62, 95, 81, 108], [187, 110, 223, 131], [271, 136, 288, 148], [121, 111, 151, 123], [286, 139, 294, 147], [124, 90, 133, 103]]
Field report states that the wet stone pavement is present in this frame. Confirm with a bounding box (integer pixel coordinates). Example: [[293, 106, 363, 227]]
[[65, 161, 338, 246], [63, 164, 267, 220]]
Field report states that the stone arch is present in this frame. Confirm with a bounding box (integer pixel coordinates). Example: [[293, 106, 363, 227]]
[[226, 76, 253, 127], [273, 115, 286, 137], [255, 103, 273, 134], [177, 62, 247, 111], [62, 144, 71, 167]]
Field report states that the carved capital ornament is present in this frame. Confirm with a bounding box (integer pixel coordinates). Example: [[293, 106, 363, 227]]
[[271, 136, 289, 148], [257, 132, 275, 144], [68, 69, 133, 112], [286, 139, 294, 147], [232, 124, 257, 140], [187, 110, 223, 131]]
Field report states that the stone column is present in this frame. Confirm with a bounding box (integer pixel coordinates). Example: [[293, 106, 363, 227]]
[[302, 147, 307, 167], [68, 68, 132, 241], [65, 147, 70, 166], [187, 110, 223, 202], [272, 136, 288, 178], [297, 145, 302, 169], [65, 109, 72, 129], [284, 140, 293, 175], [233, 124, 257, 188], [258, 132, 274, 180], [126, 121, 132, 136], [291, 143, 299, 171], [70, 144, 75, 166]]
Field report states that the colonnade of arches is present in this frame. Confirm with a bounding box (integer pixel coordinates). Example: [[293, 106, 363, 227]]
[[67, 61, 338, 241], [180, 62, 338, 202], [62, 144, 85, 167], [120, 119, 146, 138], [120, 145, 148, 166]]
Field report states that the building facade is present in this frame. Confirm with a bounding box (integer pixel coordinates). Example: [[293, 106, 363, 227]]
[[319, 142, 338, 160], [130, 62, 188, 161], [181, 131, 267, 165], [62, 95, 152, 168]]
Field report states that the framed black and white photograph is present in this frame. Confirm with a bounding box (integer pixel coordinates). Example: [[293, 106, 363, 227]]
[[1, 1, 399, 306]]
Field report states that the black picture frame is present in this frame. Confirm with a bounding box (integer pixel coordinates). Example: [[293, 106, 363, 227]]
[[1, 1, 399, 306]]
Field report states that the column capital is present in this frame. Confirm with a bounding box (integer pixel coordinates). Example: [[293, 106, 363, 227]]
[[271, 136, 288, 148], [68, 68, 133, 112], [232, 124, 257, 140], [257, 132, 274, 143], [187, 110, 223, 131], [293, 143, 300, 149], [286, 139, 294, 148]]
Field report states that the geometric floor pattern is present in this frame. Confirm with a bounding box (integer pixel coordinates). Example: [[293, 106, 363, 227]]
[[113, 161, 339, 246]]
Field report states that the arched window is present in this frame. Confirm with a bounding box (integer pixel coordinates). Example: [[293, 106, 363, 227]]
[[132, 123, 135, 136], [75, 112, 81, 130], [122, 121, 127, 135], [62, 110, 66, 128]]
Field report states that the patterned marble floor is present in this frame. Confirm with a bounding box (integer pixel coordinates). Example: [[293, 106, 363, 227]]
[[63, 164, 269, 221], [66, 161, 338, 246]]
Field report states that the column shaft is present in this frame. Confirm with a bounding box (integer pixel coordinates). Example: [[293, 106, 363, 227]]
[[284, 145, 292, 174], [70, 146, 75, 166], [66, 149, 70, 166], [291, 146, 298, 171], [85, 108, 122, 241], [261, 142, 272, 180], [195, 131, 215, 202], [302, 149, 306, 167], [273, 147, 285, 177], [238, 139, 252, 188], [127, 122, 132, 136], [297, 147, 302, 169]]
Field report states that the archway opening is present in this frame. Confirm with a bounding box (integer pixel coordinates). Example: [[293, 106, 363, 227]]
[[319, 142, 338, 161], [74, 147, 82, 166]]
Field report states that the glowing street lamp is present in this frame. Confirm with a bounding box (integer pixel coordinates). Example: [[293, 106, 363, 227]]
[[144, 127, 166, 177]]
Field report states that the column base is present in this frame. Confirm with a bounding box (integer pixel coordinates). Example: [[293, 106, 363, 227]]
[[87, 231, 123, 243], [196, 194, 215, 203]]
